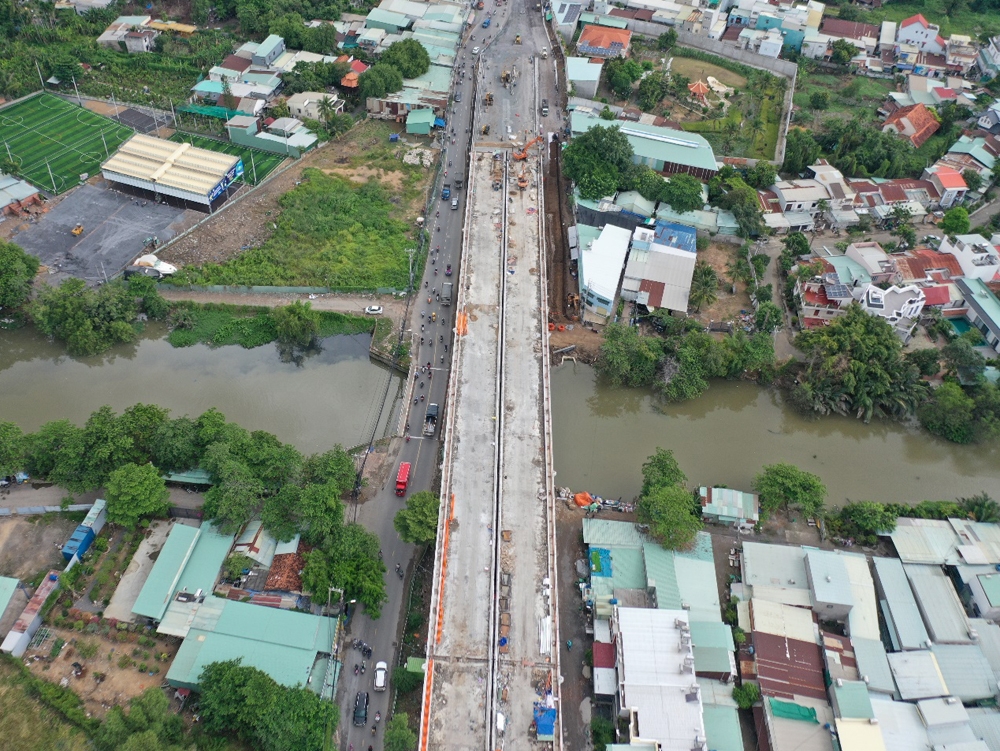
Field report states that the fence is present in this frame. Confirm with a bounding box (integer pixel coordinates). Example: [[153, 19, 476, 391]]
[[0, 503, 95, 517]]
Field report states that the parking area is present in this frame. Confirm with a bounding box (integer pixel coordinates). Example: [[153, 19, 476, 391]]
[[9, 181, 198, 284]]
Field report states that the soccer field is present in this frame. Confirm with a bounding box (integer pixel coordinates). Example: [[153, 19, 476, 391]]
[[168, 131, 286, 185], [0, 93, 134, 195]]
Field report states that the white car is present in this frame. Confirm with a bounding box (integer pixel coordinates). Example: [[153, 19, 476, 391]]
[[472, 46, 481, 55], [133, 253, 177, 275], [365, 306, 384, 315], [374, 661, 388, 691]]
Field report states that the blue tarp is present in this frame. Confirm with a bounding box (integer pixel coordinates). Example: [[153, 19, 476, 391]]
[[590, 547, 612, 577], [434, 117, 446, 128], [533, 704, 557, 740]]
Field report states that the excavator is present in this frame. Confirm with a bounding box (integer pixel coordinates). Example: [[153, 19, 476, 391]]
[[517, 170, 529, 190], [512, 136, 543, 160], [483, 92, 494, 106]]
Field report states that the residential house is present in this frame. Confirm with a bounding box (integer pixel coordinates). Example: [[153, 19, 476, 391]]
[[979, 35, 1000, 80], [939, 234, 1000, 282], [253, 34, 286, 67], [844, 242, 900, 285], [896, 247, 965, 284], [285, 91, 344, 121], [977, 100, 1000, 134], [913, 51, 948, 78], [124, 28, 158, 53], [96, 15, 151, 47], [699, 486, 758, 529], [935, 134, 1000, 180], [576, 24, 632, 58], [405, 108, 435, 135], [225, 115, 317, 158], [772, 179, 830, 215], [854, 284, 926, 339], [956, 277, 1000, 353], [807, 160, 857, 225], [738, 27, 784, 58], [578, 223, 631, 321], [946, 34, 979, 75], [820, 18, 880, 55], [924, 165, 968, 208], [553, 2, 583, 40], [620, 220, 698, 314], [897, 14, 945, 55], [881, 103, 940, 148], [565, 57, 603, 99], [571, 112, 718, 180]]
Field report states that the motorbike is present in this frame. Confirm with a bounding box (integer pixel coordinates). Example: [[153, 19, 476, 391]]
[[354, 664, 359, 675], [375, 712, 381, 723], [406, 435, 410, 442], [361, 661, 366, 674]]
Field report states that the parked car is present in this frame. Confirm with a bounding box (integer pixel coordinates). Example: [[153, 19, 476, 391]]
[[374, 661, 388, 691], [365, 306, 384, 315], [123, 266, 162, 279], [353, 691, 369, 726], [132, 254, 177, 275]]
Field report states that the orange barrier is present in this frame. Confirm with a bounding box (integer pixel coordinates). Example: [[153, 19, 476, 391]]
[[457, 311, 469, 336], [419, 658, 435, 750], [557, 324, 566, 332], [435, 493, 456, 645], [547, 323, 555, 331]]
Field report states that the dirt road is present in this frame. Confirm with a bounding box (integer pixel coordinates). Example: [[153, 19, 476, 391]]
[[157, 288, 408, 320]]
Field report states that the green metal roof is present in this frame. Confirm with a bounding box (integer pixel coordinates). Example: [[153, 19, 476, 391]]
[[832, 681, 875, 719], [571, 112, 717, 173], [132, 524, 200, 621], [0, 576, 19, 617], [693, 646, 734, 674], [162, 468, 212, 486], [165, 599, 335, 690], [566, 56, 603, 82], [949, 135, 997, 170], [690, 620, 735, 651], [643, 543, 680, 608], [579, 11, 629, 28], [981, 574, 1000, 607], [407, 108, 436, 124], [702, 705, 744, 751], [700, 486, 758, 522], [582, 519, 646, 548], [957, 277, 1000, 342], [826, 255, 871, 286], [174, 524, 234, 601]]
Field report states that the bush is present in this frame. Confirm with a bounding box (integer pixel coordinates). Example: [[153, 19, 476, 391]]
[[592, 716, 616, 751], [733, 682, 761, 709], [50, 638, 65, 659], [117, 654, 132, 669], [138, 662, 148, 673], [73, 620, 84, 631], [393, 667, 424, 694]]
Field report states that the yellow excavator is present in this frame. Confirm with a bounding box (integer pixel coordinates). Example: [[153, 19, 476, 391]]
[[512, 135, 543, 160], [71, 223, 84, 236], [481, 124, 490, 136]]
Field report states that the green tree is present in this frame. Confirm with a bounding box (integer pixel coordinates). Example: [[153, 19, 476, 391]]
[[220, 78, 237, 112], [662, 173, 705, 213], [380, 39, 431, 78], [637, 484, 702, 550], [752, 463, 826, 518], [272, 301, 320, 346], [120, 403, 169, 465], [839, 501, 898, 535], [198, 660, 338, 751], [640, 447, 687, 496], [905, 347, 941, 377], [688, 260, 719, 313], [942, 337, 986, 380], [637, 72, 668, 111], [782, 128, 821, 174], [732, 682, 761, 710], [359, 63, 404, 100], [305, 523, 387, 617], [94, 687, 186, 751], [21, 419, 84, 485], [79, 405, 135, 491], [563, 124, 635, 200], [105, 462, 171, 528], [754, 301, 782, 333], [302, 445, 356, 489], [810, 90, 830, 110], [657, 28, 678, 50], [605, 57, 643, 99], [598, 105, 616, 121], [202, 456, 265, 533], [745, 161, 777, 190], [595, 323, 662, 387], [394, 490, 440, 544], [918, 382, 977, 443], [963, 169, 983, 192], [939, 207, 971, 237], [0, 421, 24, 478], [384, 713, 418, 751], [150, 416, 201, 474], [223, 553, 255, 580], [959, 492, 1000, 523], [792, 305, 927, 421], [0, 241, 38, 310], [831, 39, 859, 65]]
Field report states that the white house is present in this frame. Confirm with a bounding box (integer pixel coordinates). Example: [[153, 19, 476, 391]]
[[939, 234, 1000, 283], [578, 223, 632, 321], [621, 221, 698, 314], [285, 91, 344, 121], [772, 179, 830, 215], [897, 14, 945, 55]]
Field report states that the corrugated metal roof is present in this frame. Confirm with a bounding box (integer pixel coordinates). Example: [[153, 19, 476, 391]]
[[930, 644, 997, 703], [873, 557, 929, 650], [690, 620, 735, 651], [806, 549, 853, 607], [131, 523, 200, 621], [750, 598, 818, 644], [967, 708, 1000, 751], [836, 718, 887, 751], [702, 705, 743, 751], [673, 556, 720, 623], [643, 543, 679, 609], [570, 111, 717, 173], [832, 680, 875, 719], [872, 698, 931, 751], [0, 576, 18, 619], [742, 542, 812, 607], [851, 637, 896, 695], [887, 650, 949, 700], [174, 524, 234, 602], [700, 486, 758, 522], [917, 696, 970, 727], [971, 619, 1000, 686], [890, 517, 963, 564], [583, 518, 646, 547], [905, 564, 972, 644]]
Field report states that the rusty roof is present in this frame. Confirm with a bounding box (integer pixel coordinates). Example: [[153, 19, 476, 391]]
[[754, 631, 828, 701], [264, 550, 306, 592]]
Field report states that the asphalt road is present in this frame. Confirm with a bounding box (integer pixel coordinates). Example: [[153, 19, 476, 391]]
[[335, 42, 478, 751]]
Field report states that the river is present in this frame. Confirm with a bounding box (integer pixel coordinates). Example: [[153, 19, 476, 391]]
[[0, 325, 402, 453], [551, 362, 1000, 507]]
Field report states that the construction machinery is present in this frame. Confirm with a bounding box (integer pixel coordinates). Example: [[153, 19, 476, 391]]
[[71, 224, 84, 236], [512, 136, 543, 160], [501, 69, 511, 84], [567, 293, 581, 319], [484, 92, 494, 106], [481, 124, 490, 136], [517, 170, 529, 190], [515, 34, 522, 44]]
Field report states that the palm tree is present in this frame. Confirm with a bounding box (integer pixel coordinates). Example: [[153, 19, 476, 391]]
[[960, 493, 1000, 523], [688, 260, 719, 313], [317, 95, 336, 126], [722, 119, 740, 153]]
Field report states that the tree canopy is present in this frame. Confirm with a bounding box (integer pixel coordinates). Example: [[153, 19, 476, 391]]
[[94, 688, 187, 751], [661, 173, 705, 213], [596, 323, 662, 388], [359, 62, 404, 100], [637, 484, 702, 551], [198, 660, 338, 751], [605, 58, 643, 99], [394, 490, 440, 545], [0, 421, 24, 478], [562, 124, 635, 200], [0, 241, 38, 311], [105, 463, 171, 528], [384, 712, 418, 751], [782, 128, 821, 174], [791, 305, 927, 421], [380, 39, 430, 79], [939, 207, 970, 237], [640, 448, 687, 497], [752, 463, 826, 518]]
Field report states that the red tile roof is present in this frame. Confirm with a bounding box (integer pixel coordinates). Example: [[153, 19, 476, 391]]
[[593, 641, 616, 668], [350, 59, 368, 74], [578, 24, 632, 54], [922, 285, 951, 305], [932, 166, 967, 190], [754, 631, 828, 701], [901, 13, 930, 28], [882, 103, 940, 148], [820, 18, 879, 40]]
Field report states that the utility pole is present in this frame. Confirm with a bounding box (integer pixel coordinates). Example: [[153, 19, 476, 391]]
[[46, 160, 56, 193], [407, 246, 416, 291], [72, 75, 82, 106], [101, 131, 109, 159], [34, 60, 45, 89], [250, 151, 257, 184]]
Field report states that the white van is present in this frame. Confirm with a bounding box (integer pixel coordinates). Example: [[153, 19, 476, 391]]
[[374, 661, 388, 691]]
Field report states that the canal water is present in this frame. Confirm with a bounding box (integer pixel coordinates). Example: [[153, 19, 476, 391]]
[[551, 362, 1000, 507], [0, 325, 402, 453]]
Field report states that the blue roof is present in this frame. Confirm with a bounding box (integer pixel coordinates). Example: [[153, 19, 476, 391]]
[[653, 220, 697, 253], [0, 576, 18, 618]]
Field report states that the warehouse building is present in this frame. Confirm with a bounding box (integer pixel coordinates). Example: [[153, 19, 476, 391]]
[[101, 134, 244, 210]]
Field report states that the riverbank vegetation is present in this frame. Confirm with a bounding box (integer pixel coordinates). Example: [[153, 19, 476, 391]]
[[1, 403, 387, 617], [636, 449, 702, 551], [168, 168, 421, 290], [827, 493, 1000, 546]]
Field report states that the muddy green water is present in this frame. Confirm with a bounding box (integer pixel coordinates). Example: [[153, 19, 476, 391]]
[[551, 362, 1000, 507], [0, 325, 402, 453]]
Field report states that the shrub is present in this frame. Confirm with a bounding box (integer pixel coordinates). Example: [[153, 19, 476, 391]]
[[733, 682, 761, 709], [73, 620, 84, 631], [138, 663, 148, 673], [50, 638, 66, 659], [393, 667, 424, 694], [117, 654, 132, 669], [77, 641, 99, 659]]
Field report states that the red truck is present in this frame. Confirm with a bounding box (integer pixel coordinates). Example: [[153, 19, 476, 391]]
[[395, 462, 411, 496]]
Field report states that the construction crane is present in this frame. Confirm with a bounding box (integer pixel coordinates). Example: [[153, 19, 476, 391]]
[[512, 136, 543, 160]]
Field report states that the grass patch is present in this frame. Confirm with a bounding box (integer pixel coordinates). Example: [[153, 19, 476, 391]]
[[168, 132, 286, 186], [167, 302, 372, 348], [793, 69, 894, 118], [856, 0, 1000, 38], [0, 655, 97, 747], [0, 94, 133, 194], [169, 168, 422, 289], [669, 56, 746, 89]]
